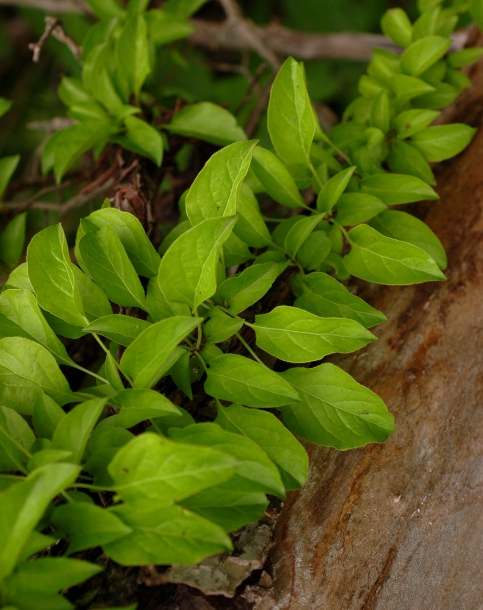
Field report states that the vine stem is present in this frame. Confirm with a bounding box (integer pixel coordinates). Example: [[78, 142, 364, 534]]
[[236, 332, 266, 366]]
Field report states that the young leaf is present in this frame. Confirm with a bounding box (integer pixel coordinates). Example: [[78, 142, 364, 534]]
[[52, 397, 107, 463], [169, 351, 193, 399], [203, 315, 244, 344], [389, 74, 435, 102], [0, 212, 26, 268], [116, 14, 150, 100], [0, 462, 81, 580], [400, 36, 451, 77], [316, 167, 356, 213], [27, 224, 87, 327], [84, 315, 151, 347], [296, 231, 331, 270], [204, 354, 300, 408], [163, 0, 209, 19], [86, 0, 125, 19], [387, 140, 436, 184], [284, 214, 324, 259], [80, 207, 160, 277], [251, 146, 306, 209], [334, 193, 387, 225], [344, 224, 446, 284], [448, 47, 483, 68], [0, 97, 12, 118], [233, 184, 272, 248], [381, 8, 413, 47], [117, 116, 163, 165], [0, 155, 20, 200], [280, 363, 395, 449], [267, 57, 315, 178], [369, 209, 447, 270], [410, 124, 476, 162], [120, 316, 201, 388], [170, 423, 285, 497], [0, 406, 35, 473], [294, 272, 387, 328], [108, 432, 237, 507], [165, 102, 247, 146], [33, 393, 65, 440], [0, 289, 74, 366], [249, 305, 375, 363], [216, 402, 308, 490], [216, 261, 287, 315], [78, 225, 147, 310], [145, 9, 195, 46], [52, 503, 131, 554], [185, 141, 257, 225], [105, 388, 182, 429], [104, 503, 232, 566], [0, 337, 73, 413], [157, 217, 237, 310], [223, 232, 254, 266], [392, 108, 440, 139], [360, 173, 438, 204], [72, 266, 113, 322]]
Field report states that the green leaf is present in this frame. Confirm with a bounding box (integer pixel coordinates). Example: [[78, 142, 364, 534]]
[[158, 217, 237, 310], [170, 423, 285, 497], [316, 167, 356, 213], [108, 432, 236, 507], [52, 503, 131, 554], [52, 397, 107, 463], [401, 36, 451, 77], [145, 9, 195, 45], [52, 120, 112, 182], [216, 261, 287, 315], [27, 224, 87, 327], [28, 449, 74, 473], [169, 351, 193, 399], [4, 262, 32, 292], [203, 315, 244, 344], [448, 47, 483, 68], [268, 57, 315, 178], [105, 388, 182, 429], [116, 14, 150, 100], [387, 140, 435, 184], [410, 124, 476, 162], [294, 272, 387, 328], [83, 43, 123, 113], [296, 231, 331, 270], [0, 212, 26, 268], [223, 232, 253, 267], [471, 0, 483, 29], [369, 209, 447, 270], [3, 557, 101, 606], [79, 208, 160, 277], [165, 102, 247, 146], [72, 265, 113, 322], [0, 337, 73, 414], [0, 97, 12, 119], [334, 193, 387, 226], [0, 462, 80, 580], [249, 305, 375, 363], [78, 225, 147, 310], [118, 116, 163, 165], [33, 393, 65, 440], [104, 503, 232, 566], [185, 141, 257, 225], [86, 0, 125, 19], [163, 0, 208, 19], [0, 289, 74, 366], [84, 315, 151, 347], [360, 173, 438, 204], [389, 74, 435, 102], [0, 406, 35, 473], [381, 8, 413, 47], [284, 214, 324, 259], [205, 354, 300, 408], [280, 363, 395, 450], [251, 146, 306, 209], [392, 109, 440, 139], [216, 402, 308, 490], [233, 184, 272, 248], [344, 224, 446, 284], [120, 316, 201, 388], [0, 155, 20, 200]]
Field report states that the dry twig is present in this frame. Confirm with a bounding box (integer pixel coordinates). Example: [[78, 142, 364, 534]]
[[29, 15, 82, 63]]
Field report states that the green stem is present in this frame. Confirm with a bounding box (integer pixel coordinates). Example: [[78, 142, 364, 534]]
[[69, 360, 109, 385], [197, 351, 209, 375], [236, 332, 265, 366], [92, 332, 133, 387]]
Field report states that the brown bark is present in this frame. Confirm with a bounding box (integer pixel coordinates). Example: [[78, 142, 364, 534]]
[[268, 61, 483, 610]]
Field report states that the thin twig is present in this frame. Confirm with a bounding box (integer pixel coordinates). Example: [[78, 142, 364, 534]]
[[29, 16, 82, 63], [27, 117, 75, 132], [0, 0, 91, 14], [2, 180, 78, 213], [60, 178, 114, 218]]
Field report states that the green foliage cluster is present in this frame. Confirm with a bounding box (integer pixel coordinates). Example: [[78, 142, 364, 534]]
[[0, 0, 481, 607]]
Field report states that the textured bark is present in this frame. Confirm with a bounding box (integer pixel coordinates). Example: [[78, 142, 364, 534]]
[[269, 60, 483, 610]]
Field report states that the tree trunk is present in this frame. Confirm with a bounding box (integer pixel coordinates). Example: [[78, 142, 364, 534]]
[[268, 52, 483, 610]]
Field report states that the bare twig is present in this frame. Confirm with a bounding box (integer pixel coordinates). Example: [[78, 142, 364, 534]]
[[2, 180, 77, 213], [29, 16, 82, 63], [27, 117, 75, 132], [60, 178, 114, 218]]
